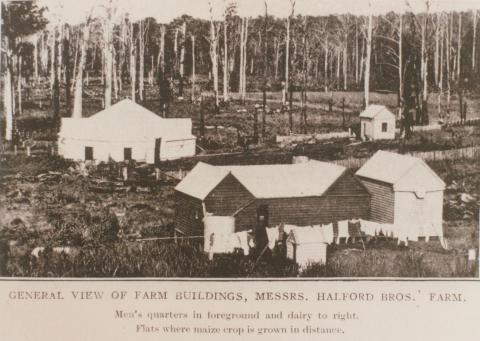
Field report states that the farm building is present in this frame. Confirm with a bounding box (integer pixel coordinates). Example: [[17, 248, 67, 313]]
[[58, 99, 196, 163], [286, 227, 328, 267], [355, 150, 446, 241], [359, 105, 396, 140], [174, 160, 371, 244]]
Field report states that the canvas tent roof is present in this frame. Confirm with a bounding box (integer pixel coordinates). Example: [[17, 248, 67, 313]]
[[359, 105, 395, 119], [355, 150, 445, 191], [175, 160, 347, 200], [59, 99, 195, 142]]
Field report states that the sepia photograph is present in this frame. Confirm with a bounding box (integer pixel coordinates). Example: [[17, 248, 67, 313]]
[[0, 0, 479, 278]]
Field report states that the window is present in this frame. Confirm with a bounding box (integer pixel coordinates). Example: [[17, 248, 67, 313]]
[[382, 122, 388, 132], [124, 148, 132, 161], [85, 147, 93, 160]]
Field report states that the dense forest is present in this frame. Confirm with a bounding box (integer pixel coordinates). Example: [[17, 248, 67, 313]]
[[2, 1, 480, 140]]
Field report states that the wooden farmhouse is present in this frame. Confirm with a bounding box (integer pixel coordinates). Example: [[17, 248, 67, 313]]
[[359, 105, 396, 140], [58, 99, 196, 163], [355, 151, 446, 241], [174, 160, 371, 242], [286, 227, 328, 267]]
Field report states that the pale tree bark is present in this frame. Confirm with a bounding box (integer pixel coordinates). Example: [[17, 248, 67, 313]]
[[262, 1, 268, 138], [421, 2, 429, 106], [324, 37, 328, 92], [223, 17, 228, 102], [72, 21, 91, 118], [3, 34, 14, 140], [447, 13, 451, 107], [457, 12, 462, 80], [364, 7, 373, 106], [208, 2, 220, 107], [399, 11, 403, 107], [283, 1, 295, 105], [33, 33, 39, 83], [49, 28, 55, 91], [434, 13, 440, 86], [355, 19, 359, 85], [343, 44, 347, 91], [139, 20, 145, 101], [239, 17, 249, 103], [473, 10, 477, 72], [438, 14, 444, 116], [103, 9, 114, 108], [191, 35, 196, 102], [129, 21, 136, 102], [180, 21, 186, 96]]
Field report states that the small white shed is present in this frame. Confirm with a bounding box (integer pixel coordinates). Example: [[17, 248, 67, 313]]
[[286, 227, 327, 267], [356, 151, 446, 242], [360, 105, 396, 140], [58, 99, 196, 163]]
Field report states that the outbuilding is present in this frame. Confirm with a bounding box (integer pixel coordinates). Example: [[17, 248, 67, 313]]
[[355, 150, 446, 241], [58, 99, 196, 163], [174, 160, 371, 245], [286, 227, 328, 267], [359, 105, 396, 140]]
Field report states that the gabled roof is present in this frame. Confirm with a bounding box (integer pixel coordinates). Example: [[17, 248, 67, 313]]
[[175, 160, 347, 200], [88, 99, 163, 124], [59, 99, 195, 142], [359, 105, 395, 119], [355, 150, 445, 191]]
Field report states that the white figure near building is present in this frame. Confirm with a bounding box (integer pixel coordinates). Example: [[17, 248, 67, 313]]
[[359, 105, 396, 140], [58, 99, 196, 163]]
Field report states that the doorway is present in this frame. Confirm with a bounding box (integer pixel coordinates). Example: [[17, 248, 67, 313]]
[[124, 148, 132, 161], [85, 146, 93, 160]]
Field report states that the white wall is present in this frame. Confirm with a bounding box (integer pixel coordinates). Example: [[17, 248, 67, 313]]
[[360, 118, 373, 141], [160, 138, 196, 161], [372, 116, 396, 140], [394, 190, 444, 241], [59, 137, 196, 163], [288, 242, 327, 268]]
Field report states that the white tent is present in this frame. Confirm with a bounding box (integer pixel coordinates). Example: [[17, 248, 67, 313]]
[[359, 105, 396, 140], [356, 151, 446, 242], [58, 99, 196, 163]]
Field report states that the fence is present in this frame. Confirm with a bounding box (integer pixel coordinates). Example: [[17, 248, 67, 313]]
[[276, 131, 353, 145], [334, 146, 480, 169]]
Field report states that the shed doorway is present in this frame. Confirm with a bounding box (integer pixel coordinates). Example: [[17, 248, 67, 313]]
[[124, 148, 132, 161], [85, 146, 93, 160]]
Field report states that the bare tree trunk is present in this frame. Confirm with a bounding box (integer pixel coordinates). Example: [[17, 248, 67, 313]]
[[139, 20, 145, 101], [343, 44, 347, 91], [262, 1, 268, 139], [324, 38, 328, 92], [364, 9, 372, 106], [239, 18, 244, 102], [180, 21, 186, 97], [438, 14, 444, 116], [104, 13, 113, 108], [191, 35, 196, 102], [284, 11, 290, 105], [421, 2, 429, 107], [208, 3, 220, 107], [274, 37, 280, 80], [355, 19, 359, 85], [473, 10, 477, 72], [72, 22, 90, 118], [239, 17, 249, 104], [223, 18, 228, 102], [50, 28, 55, 91], [457, 12, 462, 80], [399, 11, 403, 107], [434, 13, 440, 86], [447, 13, 451, 108], [129, 21, 136, 102], [3, 35, 14, 141]]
